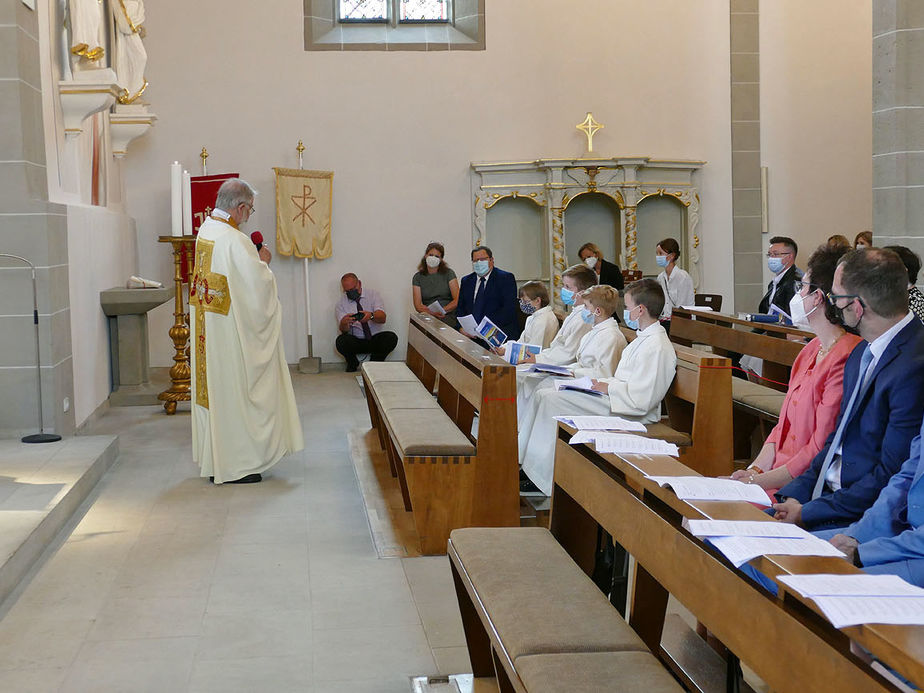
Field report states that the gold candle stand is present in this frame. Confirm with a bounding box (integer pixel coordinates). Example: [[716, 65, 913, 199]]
[[157, 236, 196, 414]]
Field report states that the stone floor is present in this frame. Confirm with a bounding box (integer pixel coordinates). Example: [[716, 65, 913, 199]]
[[0, 370, 470, 692]]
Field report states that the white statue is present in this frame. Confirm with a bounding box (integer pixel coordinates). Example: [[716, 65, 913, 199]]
[[68, 0, 105, 64], [111, 0, 148, 104]]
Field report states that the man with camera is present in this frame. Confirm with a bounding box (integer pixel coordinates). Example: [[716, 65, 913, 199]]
[[335, 273, 398, 372]]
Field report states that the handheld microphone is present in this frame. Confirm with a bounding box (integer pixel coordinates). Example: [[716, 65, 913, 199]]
[[250, 231, 264, 251]]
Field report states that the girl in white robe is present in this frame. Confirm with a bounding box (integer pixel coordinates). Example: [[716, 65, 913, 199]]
[[521, 280, 677, 496], [518, 285, 627, 470]]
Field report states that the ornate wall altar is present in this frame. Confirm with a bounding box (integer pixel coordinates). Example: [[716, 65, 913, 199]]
[[470, 157, 704, 308]]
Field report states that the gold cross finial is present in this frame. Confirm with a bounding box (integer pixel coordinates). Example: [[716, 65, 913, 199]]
[[296, 140, 305, 155], [200, 147, 208, 165], [576, 112, 603, 153]]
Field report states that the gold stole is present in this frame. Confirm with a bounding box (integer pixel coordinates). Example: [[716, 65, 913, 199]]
[[190, 232, 231, 409]]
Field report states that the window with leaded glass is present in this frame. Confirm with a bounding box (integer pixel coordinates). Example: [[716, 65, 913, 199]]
[[338, 0, 449, 24]]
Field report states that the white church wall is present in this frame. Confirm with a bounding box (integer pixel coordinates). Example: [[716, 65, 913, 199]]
[[125, 0, 740, 366], [760, 0, 872, 273]]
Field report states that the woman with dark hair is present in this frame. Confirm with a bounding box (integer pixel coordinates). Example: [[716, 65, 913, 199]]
[[884, 245, 924, 324], [729, 244, 863, 497], [412, 242, 459, 325], [827, 234, 851, 252], [655, 237, 694, 324]]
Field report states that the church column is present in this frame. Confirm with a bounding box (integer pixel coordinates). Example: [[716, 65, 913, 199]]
[[873, 1, 924, 264], [730, 0, 764, 312], [0, 0, 75, 437]]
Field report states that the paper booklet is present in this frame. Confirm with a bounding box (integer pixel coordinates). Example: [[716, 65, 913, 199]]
[[476, 317, 507, 348], [427, 300, 446, 316], [587, 433, 679, 456], [645, 476, 773, 507], [708, 535, 845, 568], [554, 376, 604, 396], [458, 314, 479, 334], [777, 574, 924, 599], [505, 342, 541, 365], [529, 363, 573, 376], [556, 415, 647, 432], [684, 519, 810, 539]]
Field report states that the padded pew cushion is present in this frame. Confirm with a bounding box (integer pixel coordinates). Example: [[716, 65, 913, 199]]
[[515, 651, 682, 693], [732, 379, 785, 418], [449, 527, 649, 659], [388, 409, 475, 457], [360, 361, 419, 385], [371, 381, 439, 411]]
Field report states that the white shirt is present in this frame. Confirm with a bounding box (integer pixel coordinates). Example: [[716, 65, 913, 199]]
[[535, 307, 593, 366], [657, 267, 695, 319], [519, 305, 559, 349], [826, 311, 916, 490], [601, 322, 677, 423], [568, 317, 627, 380]]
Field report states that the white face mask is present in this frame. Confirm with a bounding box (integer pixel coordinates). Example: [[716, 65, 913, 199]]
[[788, 290, 819, 329], [584, 256, 598, 270], [425, 255, 441, 269]]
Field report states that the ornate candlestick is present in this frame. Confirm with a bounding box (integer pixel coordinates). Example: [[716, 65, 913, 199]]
[[157, 235, 196, 414]]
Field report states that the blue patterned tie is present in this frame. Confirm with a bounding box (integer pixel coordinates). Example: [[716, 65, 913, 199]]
[[811, 345, 874, 499]]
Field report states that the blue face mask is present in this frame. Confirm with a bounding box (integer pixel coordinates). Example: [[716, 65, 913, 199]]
[[473, 259, 490, 276], [580, 307, 595, 324], [656, 255, 669, 268], [767, 257, 785, 274], [519, 299, 537, 315], [623, 308, 639, 330], [560, 287, 576, 306]]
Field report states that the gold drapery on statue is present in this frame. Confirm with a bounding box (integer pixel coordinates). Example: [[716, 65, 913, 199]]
[[273, 167, 333, 259]]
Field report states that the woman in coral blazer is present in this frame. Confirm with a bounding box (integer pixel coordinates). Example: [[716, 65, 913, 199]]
[[730, 245, 862, 498]]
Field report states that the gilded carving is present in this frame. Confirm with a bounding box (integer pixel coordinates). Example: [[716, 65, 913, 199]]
[[624, 206, 638, 270]]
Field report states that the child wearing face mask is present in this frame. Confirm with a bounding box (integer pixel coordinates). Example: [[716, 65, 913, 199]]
[[499, 281, 557, 354]]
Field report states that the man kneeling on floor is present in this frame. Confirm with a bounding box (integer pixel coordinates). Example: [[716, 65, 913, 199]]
[[520, 279, 677, 496]]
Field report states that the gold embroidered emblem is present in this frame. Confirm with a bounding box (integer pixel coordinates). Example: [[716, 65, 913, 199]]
[[190, 238, 231, 409]]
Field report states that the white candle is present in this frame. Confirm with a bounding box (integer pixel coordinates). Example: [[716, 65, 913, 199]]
[[182, 170, 192, 235], [170, 161, 182, 237]]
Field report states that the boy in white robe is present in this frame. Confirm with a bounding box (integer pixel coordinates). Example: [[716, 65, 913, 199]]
[[521, 279, 677, 496], [516, 265, 597, 412], [515, 281, 559, 348], [518, 285, 627, 486], [191, 179, 304, 484]]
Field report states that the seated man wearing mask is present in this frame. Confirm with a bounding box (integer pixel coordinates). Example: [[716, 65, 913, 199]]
[[335, 273, 399, 372], [456, 246, 520, 342], [773, 249, 924, 531]]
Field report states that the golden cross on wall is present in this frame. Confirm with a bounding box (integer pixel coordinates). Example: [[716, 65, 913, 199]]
[[576, 112, 604, 153]]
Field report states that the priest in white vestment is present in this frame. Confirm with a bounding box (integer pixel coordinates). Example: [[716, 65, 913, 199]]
[[191, 179, 304, 484], [521, 279, 677, 496]]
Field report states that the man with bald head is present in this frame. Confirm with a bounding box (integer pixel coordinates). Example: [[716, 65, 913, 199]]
[[190, 178, 304, 484]]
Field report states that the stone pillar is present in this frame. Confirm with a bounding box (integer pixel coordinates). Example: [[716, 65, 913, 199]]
[[0, 1, 75, 437], [873, 1, 924, 264], [730, 0, 764, 311]]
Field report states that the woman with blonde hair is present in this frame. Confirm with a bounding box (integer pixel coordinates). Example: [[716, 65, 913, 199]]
[[412, 242, 459, 326], [577, 242, 624, 290]]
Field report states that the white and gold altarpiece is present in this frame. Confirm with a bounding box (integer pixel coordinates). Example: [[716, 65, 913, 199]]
[[470, 158, 703, 309]]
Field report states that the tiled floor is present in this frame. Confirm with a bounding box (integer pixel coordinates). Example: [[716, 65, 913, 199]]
[[0, 371, 470, 692]]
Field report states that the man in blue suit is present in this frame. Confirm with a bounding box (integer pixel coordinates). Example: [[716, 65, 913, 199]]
[[456, 246, 521, 342], [824, 417, 924, 585], [773, 248, 924, 531]]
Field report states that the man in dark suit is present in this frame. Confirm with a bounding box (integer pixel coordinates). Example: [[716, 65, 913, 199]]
[[773, 248, 924, 531], [758, 236, 802, 316], [456, 246, 521, 341]]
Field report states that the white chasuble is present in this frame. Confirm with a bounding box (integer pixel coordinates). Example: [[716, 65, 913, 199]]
[[190, 216, 304, 483]]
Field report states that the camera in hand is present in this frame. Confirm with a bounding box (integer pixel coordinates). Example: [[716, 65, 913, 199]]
[[352, 312, 364, 320]]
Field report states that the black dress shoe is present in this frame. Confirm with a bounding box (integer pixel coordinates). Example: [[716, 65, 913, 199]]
[[227, 473, 262, 484], [209, 476, 214, 482], [345, 364, 359, 373]]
